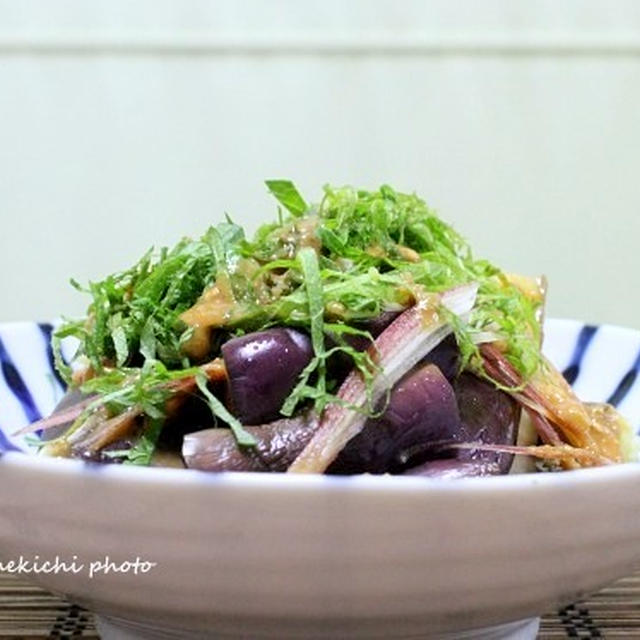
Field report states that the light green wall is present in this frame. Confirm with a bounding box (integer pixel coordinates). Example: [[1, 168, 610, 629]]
[[1, 0, 639, 328]]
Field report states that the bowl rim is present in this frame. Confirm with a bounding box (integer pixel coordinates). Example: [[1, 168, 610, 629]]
[[1, 316, 639, 495], [2, 450, 640, 496]]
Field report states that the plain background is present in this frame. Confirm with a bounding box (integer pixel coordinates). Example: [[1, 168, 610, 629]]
[[0, 0, 639, 327]]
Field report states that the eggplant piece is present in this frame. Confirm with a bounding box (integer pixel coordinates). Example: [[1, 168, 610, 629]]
[[222, 328, 313, 425], [340, 310, 403, 351], [403, 458, 498, 478], [327, 363, 462, 475], [403, 374, 520, 478], [452, 373, 520, 474], [156, 393, 217, 451], [365, 309, 402, 336], [423, 334, 459, 380], [325, 311, 401, 380], [182, 412, 318, 472]]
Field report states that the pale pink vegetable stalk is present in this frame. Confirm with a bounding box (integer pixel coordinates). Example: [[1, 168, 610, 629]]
[[480, 343, 623, 466], [18, 359, 227, 452], [288, 283, 478, 473], [449, 441, 612, 466], [13, 397, 95, 437]]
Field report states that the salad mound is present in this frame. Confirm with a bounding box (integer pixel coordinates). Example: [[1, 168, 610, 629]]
[[20, 181, 635, 475]]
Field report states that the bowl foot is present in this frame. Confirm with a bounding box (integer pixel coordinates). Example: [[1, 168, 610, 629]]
[[95, 614, 540, 640]]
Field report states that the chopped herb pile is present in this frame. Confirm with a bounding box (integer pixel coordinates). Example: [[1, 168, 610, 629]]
[[44, 181, 547, 466]]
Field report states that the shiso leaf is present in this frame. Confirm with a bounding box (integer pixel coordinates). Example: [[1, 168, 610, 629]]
[[47, 181, 555, 462], [265, 179, 308, 217], [123, 417, 164, 466], [195, 371, 257, 448]]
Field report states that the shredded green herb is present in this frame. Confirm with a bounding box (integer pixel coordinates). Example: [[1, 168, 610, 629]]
[[124, 418, 164, 466], [51, 180, 544, 464], [195, 372, 257, 448], [265, 179, 308, 217]]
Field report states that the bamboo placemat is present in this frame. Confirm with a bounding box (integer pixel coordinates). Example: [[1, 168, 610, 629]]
[[2, 571, 640, 639]]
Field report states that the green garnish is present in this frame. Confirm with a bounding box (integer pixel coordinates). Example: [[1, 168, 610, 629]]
[[101, 417, 165, 466], [53, 222, 245, 378], [125, 418, 164, 466], [195, 371, 257, 448], [265, 179, 308, 217], [51, 181, 544, 464]]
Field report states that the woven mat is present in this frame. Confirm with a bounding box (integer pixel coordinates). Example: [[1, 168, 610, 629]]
[[2, 572, 640, 639]]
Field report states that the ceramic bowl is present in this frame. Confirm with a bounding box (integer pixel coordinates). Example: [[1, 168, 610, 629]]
[[0, 319, 639, 640]]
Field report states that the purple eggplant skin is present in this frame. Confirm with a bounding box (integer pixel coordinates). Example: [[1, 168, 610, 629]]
[[403, 458, 499, 478], [422, 334, 459, 381], [402, 373, 520, 478], [342, 309, 402, 350], [452, 373, 520, 474], [327, 363, 462, 475], [363, 309, 402, 338], [182, 412, 318, 472], [324, 310, 401, 379], [221, 328, 313, 425]]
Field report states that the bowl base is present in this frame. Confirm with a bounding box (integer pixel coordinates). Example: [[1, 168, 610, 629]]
[[95, 614, 540, 640]]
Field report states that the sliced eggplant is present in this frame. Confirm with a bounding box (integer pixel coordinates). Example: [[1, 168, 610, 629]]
[[327, 363, 462, 475], [222, 328, 313, 425], [452, 373, 520, 474], [183, 412, 318, 472], [403, 458, 498, 478]]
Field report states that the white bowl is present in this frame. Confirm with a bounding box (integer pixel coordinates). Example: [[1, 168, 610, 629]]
[[0, 318, 639, 640]]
